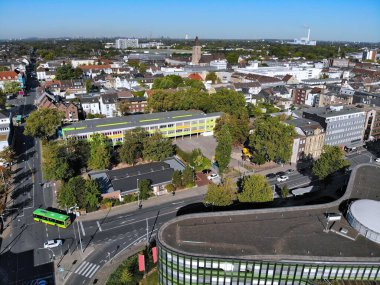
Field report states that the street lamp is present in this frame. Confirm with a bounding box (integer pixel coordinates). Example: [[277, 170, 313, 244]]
[[137, 178, 141, 208]]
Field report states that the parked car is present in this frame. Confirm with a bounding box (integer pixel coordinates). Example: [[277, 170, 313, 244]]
[[276, 171, 286, 177], [277, 175, 289, 182], [207, 173, 220, 181], [266, 173, 276, 179], [375, 158, 380, 163], [44, 239, 62, 248], [286, 169, 295, 174]]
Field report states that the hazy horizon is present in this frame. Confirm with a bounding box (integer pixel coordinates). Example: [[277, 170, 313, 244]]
[[0, 0, 379, 42]]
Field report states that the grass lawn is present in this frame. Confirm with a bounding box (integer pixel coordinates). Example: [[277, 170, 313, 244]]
[[140, 269, 158, 285]]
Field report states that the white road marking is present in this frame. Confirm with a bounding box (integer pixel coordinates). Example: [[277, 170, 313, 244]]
[[171, 201, 184, 205], [86, 265, 100, 278], [96, 221, 102, 232], [79, 221, 86, 236], [75, 261, 89, 275], [82, 263, 97, 277]]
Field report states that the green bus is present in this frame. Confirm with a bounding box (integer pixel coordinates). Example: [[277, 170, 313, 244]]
[[33, 208, 71, 228]]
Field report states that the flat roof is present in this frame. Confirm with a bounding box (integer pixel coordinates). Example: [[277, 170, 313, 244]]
[[350, 199, 380, 234], [158, 164, 380, 262], [303, 106, 365, 118], [62, 110, 222, 136]]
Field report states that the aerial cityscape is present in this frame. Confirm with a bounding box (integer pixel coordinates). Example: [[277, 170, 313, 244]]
[[0, 0, 379, 284]]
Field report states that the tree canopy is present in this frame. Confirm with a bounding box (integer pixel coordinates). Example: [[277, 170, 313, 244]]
[[142, 132, 173, 161], [117, 100, 131, 116], [88, 133, 111, 170], [119, 128, 147, 165], [249, 116, 296, 165], [56, 64, 83, 80], [312, 145, 350, 180], [238, 175, 273, 203], [215, 124, 232, 175], [152, 75, 204, 90], [205, 72, 219, 84], [57, 176, 100, 210], [0, 147, 16, 165], [24, 108, 64, 140], [139, 179, 152, 200], [3, 81, 21, 94], [189, 149, 211, 171], [204, 178, 236, 206], [181, 165, 195, 187]]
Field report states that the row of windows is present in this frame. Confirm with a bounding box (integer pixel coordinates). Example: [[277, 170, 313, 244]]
[[326, 132, 362, 140], [33, 214, 65, 225], [326, 113, 364, 122], [158, 246, 380, 285]]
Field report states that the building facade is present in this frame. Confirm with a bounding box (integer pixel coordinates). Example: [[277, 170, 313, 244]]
[[302, 106, 366, 147], [158, 244, 380, 285], [115, 38, 139, 49], [61, 110, 222, 145]]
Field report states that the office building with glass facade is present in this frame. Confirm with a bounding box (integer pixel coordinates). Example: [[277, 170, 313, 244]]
[[157, 164, 380, 285]]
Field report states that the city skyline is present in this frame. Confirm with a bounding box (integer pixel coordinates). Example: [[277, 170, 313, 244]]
[[0, 0, 379, 42]]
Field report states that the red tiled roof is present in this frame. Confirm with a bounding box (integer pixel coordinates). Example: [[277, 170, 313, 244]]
[[188, 73, 203, 81], [79, 64, 112, 70], [0, 71, 18, 80]]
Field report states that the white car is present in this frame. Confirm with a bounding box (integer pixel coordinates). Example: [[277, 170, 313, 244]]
[[207, 173, 220, 181], [277, 175, 289, 182], [44, 239, 62, 249], [375, 158, 380, 163]]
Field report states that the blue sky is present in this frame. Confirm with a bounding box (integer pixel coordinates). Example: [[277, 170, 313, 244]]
[[0, 0, 379, 42]]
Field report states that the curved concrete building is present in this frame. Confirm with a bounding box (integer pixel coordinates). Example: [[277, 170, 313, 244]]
[[347, 199, 380, 244], [157, 164, 380, 285]]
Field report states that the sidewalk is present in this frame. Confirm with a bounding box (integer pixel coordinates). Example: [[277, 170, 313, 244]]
[[78, 185, 208, 222], [54, 238, 97, 285], [89, 243, 145, 285]]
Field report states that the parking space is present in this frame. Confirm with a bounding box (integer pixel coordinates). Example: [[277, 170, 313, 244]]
[[173, 136, 217, 160]]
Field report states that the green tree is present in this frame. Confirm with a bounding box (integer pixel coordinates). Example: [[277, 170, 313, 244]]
[[214, 113, 249, 145], [42, 141, 75, 181], [85, 79, 92, 93], [138, 63, 147, 74], [181, 165, 195, 187], [139, 179, 152, 200], [204, 178, 236, 206], [0, 147, 16, 165], [24, 108, 64, 140], [165, 183, 175, 193], [172, 170, 182, 189], [3, 81, 21, 94], [226, 52, 239, 65], [58, 176, 100, 210], [249, 116, 296, 165], [88, 133, 111, 170], [0, 66, 9, 71], [119, 128, 147, 164], [215, 125, 232, 175], [120, 267, 133, 284], [56, 64, 83, 80], [142, 132, 173, 161], [282, 184, 289, 198], [205, 72, 218, 84], [189, 149, 211, 171], [238, 175, 273, 203], [117, 100, 130, 116], [152, 75, 184, 89], [312, 145, 351, 180]]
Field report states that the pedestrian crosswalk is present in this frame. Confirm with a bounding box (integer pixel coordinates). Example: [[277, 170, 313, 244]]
[[74, 261, 100, 279]]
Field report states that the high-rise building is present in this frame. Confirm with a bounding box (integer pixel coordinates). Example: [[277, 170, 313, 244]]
[[115, 38, 139, 49], [191, 36, 201, 65]]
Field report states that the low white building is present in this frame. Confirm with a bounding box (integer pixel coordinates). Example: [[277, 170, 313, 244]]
[[236, 63, 322, 81], [210, 59, 228, 70], [71, 59, 95, 68]]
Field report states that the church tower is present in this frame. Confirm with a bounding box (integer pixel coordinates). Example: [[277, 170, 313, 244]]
[[192, 36, 201, 65]]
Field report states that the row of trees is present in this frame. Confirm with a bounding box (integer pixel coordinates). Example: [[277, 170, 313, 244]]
[[148, 88, 249, 144], [152, 75, 204, 90], [204, 174, 273, 206]]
